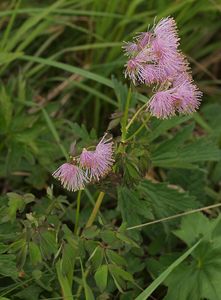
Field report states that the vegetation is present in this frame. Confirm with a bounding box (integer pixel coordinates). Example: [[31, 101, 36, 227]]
[[0, 0, 221, 299]]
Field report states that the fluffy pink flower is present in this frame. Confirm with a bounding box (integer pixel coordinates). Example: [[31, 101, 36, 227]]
[[96, 135, 113, 156], [136, 32, 152, 49], [173, 74, 202, 114], [154, 17, 180, 50], [122, 42, 139, 56], [125, 57, 145, 84], [80, 149, 95, 169], [123, 17, 188, 85], [123, 17, 202, 118], [52, 163, 87, 192], [80, 149, 96, 178], [148, 72, 202, 118], [141, 64, 166, 84], [79, 135, 114, 181], [159, 53, 188, 78], [91, 135, 114, 180], [150, 19, 188, 77], [148, 89, 176, 119]]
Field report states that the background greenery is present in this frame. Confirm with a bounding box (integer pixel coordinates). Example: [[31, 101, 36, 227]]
[[0, 0, 221, 299]]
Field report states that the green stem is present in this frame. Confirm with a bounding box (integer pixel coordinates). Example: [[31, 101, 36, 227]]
[[85, 192, 105, 228], [121, 86, 132, 142], [126, 102, 148, 132], [74, 190, 82, 235], [125, 123, 145, 142], [125, 113, 151, 142], [127, 202, 221, 231], [76, 262, 90, 299]]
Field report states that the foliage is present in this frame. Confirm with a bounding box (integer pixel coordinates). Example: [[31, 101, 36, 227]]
[[0, 0, 221, 299]]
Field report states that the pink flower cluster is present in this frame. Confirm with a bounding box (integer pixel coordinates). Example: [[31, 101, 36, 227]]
[[52, 135, 114, 192], [123, 17, 202, 118]]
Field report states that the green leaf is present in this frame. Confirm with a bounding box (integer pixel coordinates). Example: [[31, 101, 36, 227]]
[[135, 240, 201, 300], [100, 230, 116, 244], [147, 116, 191, 142], [17, 241, 28, 269], [32, 269, 42, 280], [6, 192, 25, 221], [167, 169, 207, 204], [173, 213, 211, 246], [39, 231, 57, 259], [94, 265, 108, 292], [0, 254, 18, 278], [117, 186, 153, 228], [29, 242, 42, 266], [84, 284, 95, 300], [106, 249, 127, 266], [14, 285, 42, 300], [9, 238, 26, 252], [90, 246, 104, 270], [163, 214, 221, 300], [108, 264, 134, 292], [108, 264, 134, 283], [116, 232, 139, 248], [138, 180, 199, 220], [82, 226, 100, 239], [202, 103, 221, 135], [152, 138, 221, 168], [153, 124, 194, 156], [80, 259, 95, 300], [61, 243, 76, 286], [56, 259, 73, 300]]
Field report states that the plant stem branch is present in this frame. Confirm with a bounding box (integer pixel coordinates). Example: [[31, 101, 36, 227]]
[[126, 123, 146, 142], [126, 103, 148, 132], [74, 190, 82, 235], [121, 86, 132, 142], [125, 114, 151, 142], [85, 191, 105, 228], [127, 202, 221, 230]]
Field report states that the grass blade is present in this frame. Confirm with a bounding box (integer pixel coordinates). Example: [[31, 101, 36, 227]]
[[4, 0, 65, 52], [135, 239, 201, 300], [0, 0, 21, 50], [21, 54, 113, 88], [41, 107, 68, 160], [20, 55, 148, 105]]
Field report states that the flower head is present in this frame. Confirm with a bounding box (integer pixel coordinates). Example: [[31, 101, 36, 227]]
[[123, 17, 202, 118], [150, 18, 188, 78], [80, 149, 95, 169], [122, 42, 139, 56], [53, 135, 114, 191], [141, 64, 165, 84], [148, 89, 176, 119], [136, 32, 152, 49], [153, 17, 180, 50], [52, 163, 87, 192], [123, 17, 188, 85], [125, 57, 145, 84], [148, 72, 202, 119], [173, 74, 202, 114], [84, 135, 114, 181]]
